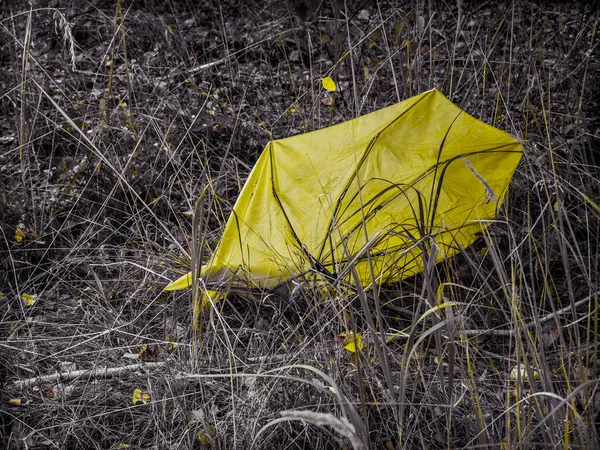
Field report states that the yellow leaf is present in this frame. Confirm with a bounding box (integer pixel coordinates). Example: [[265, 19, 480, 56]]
[[434, 356, 449, 368], [197, 425, 217, 445], [322, 76, 337, 92], [340, 332, 364, 353], [8, 398, 21, 406], [111, 444, 130, 449], [167, 25, 174, 35], [14, 226, 42, 244], [138, 344, 148, 357], [21, 293, 37, 306], [132, 388, 149, 405], [510, 364, 539, 381], [43, 387, 57, 398]]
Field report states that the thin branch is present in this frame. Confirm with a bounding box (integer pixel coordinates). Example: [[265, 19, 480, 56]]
[[461, 290, 600, 337], [11, 362, 166, 389]]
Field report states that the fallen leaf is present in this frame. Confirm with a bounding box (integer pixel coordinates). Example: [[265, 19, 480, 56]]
[[21, 293, 37, 307], [8, 399, 21, 406], [43, 386, 57, 398], [322, 77, 337, 92], [340, 332, 364, 353], [197, 425, 217, 445], [15, 225, 41, 244], [510, 364, 540, 381], [132, 388, 149, 405]]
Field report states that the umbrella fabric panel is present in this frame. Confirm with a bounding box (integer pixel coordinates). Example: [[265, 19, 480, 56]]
[[164, 89, 522, 291]]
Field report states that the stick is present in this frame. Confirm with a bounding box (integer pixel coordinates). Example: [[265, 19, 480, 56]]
[[461, 290, 599, 337], [11, 362, 166, 389]]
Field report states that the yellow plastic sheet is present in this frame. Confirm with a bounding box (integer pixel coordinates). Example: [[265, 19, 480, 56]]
[[165, 89, 522, 291]]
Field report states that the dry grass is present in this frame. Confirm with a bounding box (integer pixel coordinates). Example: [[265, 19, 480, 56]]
[[1, 1, 599, 449]]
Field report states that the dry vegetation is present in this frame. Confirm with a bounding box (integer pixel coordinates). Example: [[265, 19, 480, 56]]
[[1, 0, 599, 449]]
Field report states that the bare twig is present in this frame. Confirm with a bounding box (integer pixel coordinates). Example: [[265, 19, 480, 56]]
[[12, 362, 166, 389], [460, 290, 600, 337]]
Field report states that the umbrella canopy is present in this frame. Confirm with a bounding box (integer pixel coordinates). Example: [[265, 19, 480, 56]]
[[165, 89, 522, 291]]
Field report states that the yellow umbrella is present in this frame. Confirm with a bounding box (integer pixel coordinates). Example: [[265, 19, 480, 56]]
[[165, 89, 522, 292]]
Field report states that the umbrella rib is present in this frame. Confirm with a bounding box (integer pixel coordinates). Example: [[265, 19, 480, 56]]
[[427, 111, 463, 230], [316, 133, 380, 262], [324, 92, 433, 233], [268, 144, 334, 280], [321, 144, 521, 280], [315, 92, 432, 263]]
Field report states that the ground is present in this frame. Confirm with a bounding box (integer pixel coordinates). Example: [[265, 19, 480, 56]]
[[0, 1, 599, 449]]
